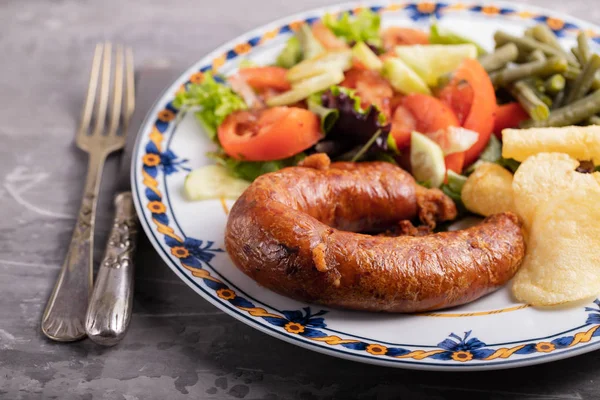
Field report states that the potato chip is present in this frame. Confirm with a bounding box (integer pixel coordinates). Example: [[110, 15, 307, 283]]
[[462, 162, 516, 217], [502, 125, 600, 162], [512, 189, 600, 306], [512, 153, 600, 229]]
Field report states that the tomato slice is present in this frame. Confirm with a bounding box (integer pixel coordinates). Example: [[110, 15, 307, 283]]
[[341, 68, 393, 118], [390, 104, 416, 149], [218, 107, 322, 161], [238, 67, 291, 91], [493, 102, 529, 139], [444, 152, 465, 174], [438, 59, 496, 166], [382, 27, 429, 51], [391, 94, 460, 149]]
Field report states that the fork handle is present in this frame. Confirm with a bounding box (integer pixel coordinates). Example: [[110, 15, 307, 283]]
[[42, 152, 105, 341], [85, 192, 138, 346]]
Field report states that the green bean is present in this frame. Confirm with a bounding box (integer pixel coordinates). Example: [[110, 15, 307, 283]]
[[578, 32, 591, 64], [524, 27, 536, 38], [527, 49, 546, 62], [539, 94, 554, 109], [516, 51, 532, 64], [564, 67, 600, 91], [564, 65, 581, 80], [531, 24, 563, 50], [572, 47, 585, 65], [528, 79, 553, 106], [494, 31, 579, 66], [525, 77, 546, 93], [545, 74, 566, 94], [521, 89, 600, 127], [552, 89, 566, 110], [490, 56, 568, 87], [478, 43, 519, 72], [538, 77, 548, 89], [510, 80, 550, 121], [588, 115, 600, 125], [523, 76, 552, 104], [539, 92, 553, 107], [592, 73, 600, 90], [565, 54, 600, 104]]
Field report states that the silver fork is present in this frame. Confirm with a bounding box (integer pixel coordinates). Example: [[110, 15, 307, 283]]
[[42, 43, 135, 342]]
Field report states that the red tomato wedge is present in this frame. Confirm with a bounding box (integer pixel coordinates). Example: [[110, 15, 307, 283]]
[[390, 104, 416, 149], [444, 152, 465, 174], [438, 59, 496, 166], [341, 68, 394, 118], [218, 107, 322, 161], [382, 27, 429, 51], [390, 94, 460, 149], [238, 67, 291, 91], [493, 102, 529, 139]]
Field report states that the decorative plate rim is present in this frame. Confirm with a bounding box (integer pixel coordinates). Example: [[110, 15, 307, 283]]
[[131, 0, 600, 371]]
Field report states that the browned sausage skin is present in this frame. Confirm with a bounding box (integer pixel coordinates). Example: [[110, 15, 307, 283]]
[[225, 154, 525, 313]]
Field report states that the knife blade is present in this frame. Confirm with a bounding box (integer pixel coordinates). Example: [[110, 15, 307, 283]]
[[85, 67, 179, 346]]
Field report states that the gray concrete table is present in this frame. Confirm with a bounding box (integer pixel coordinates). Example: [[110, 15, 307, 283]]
[[2, 0, 600, 399]]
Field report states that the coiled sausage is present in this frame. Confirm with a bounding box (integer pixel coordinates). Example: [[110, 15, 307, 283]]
[[225, 154, 525, 312]]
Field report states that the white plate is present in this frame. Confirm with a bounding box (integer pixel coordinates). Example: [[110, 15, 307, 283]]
[[131, 1, 600, 370]]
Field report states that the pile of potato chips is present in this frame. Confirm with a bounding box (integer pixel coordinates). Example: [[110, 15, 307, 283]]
[[462, 126, 600, 307]]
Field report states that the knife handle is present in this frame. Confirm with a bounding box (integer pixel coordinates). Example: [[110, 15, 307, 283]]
[[85, 192, 138, 346]]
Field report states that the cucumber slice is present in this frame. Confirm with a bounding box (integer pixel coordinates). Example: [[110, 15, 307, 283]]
[[410, 131, 446, 188], [382, 57, 431, 95], [266, 69, 345, 107], [287, 50, 352, 83], [395, 44, 477, 87], [352, 41, 383, 71], [183, 165, 250, 201]]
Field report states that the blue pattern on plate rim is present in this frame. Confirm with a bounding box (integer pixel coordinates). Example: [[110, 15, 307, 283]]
[[134, 1, 600, 366]]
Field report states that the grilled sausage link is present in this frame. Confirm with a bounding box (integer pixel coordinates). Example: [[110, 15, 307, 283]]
[[225, 154, 525, 312]]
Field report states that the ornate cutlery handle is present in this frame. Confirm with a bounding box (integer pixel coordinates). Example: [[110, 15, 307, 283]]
[[42, 153, 105, 341], [85, 192, 138, 346]]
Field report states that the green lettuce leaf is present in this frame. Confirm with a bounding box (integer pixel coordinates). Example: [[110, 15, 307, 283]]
[[479, 134, 502, 163], [307, 92, 339, 134], [319, 86, 391, 160], [440, 183, 467, 217], [498, 157, 521, 173], [276, 36, 302, 68], [323, 9, 381, 47], [329, 85, 387, 125], [465, 135, 521, 175], [173, 72, 247, 141], [208, 152, 306, 182], [374, 152, 398, 165]]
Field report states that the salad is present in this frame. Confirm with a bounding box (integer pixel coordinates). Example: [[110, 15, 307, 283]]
[[176, 9, 600, 205]]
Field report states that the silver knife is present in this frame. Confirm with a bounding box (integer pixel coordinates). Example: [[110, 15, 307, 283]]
[[85, 68, 177, 346]]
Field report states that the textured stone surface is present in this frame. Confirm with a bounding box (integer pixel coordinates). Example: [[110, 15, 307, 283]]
[[2, 0, 600, 399]]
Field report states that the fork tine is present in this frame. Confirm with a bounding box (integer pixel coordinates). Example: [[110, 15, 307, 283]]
[[76, 43, 103, 137], [91, 42, 112, 136], [123, 47, 135, 131], [107, 45, 124, 136]]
